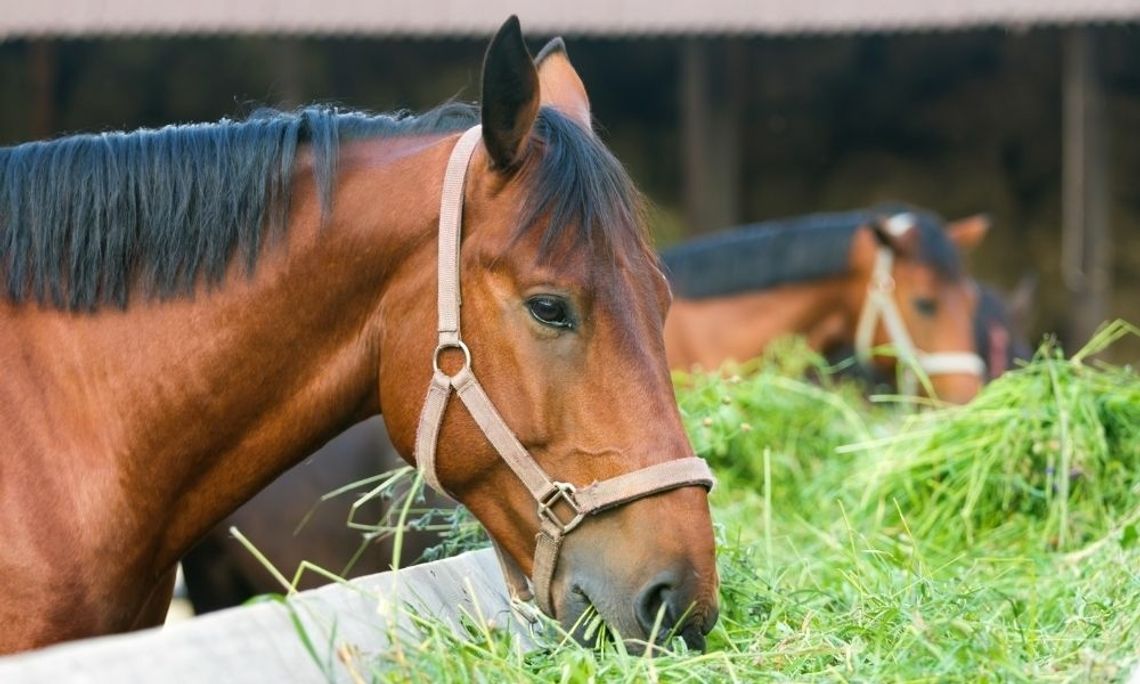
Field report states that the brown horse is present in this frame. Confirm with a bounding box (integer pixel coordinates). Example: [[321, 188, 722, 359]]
[[179, 417, 455, 613], [186, 274, 1031, 617], [182, 216, 1029, 616], [0, 17, 717, 653], [662, 207, 989, 403]]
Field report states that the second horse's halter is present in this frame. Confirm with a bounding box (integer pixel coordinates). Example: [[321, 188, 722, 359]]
[[854, 212, 986, 396]]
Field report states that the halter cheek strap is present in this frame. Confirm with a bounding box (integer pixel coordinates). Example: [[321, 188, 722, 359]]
[[854, 213, 986, 396], [413, 126, 715, 615]]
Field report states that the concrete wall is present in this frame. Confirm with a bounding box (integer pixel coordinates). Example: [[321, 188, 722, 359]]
[[0, 548, 520, 684]]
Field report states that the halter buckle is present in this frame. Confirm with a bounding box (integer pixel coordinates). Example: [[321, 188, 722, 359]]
[[432, 340, 472, 376], [537, 481, 585, 534]]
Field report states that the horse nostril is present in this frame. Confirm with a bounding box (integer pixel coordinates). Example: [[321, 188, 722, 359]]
[[635, 570, 715, 651], [634, 576, 675, 637], [635, 570, 713, 650]]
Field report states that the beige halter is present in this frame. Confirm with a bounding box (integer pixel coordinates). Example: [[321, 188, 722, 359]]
[[413, 126, 715, 615], [854, 212, 986, 395]]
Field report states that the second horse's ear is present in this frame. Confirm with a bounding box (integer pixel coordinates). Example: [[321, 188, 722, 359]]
[[946, 214, 991, 253], [535, 37, 592, 131], [481, 16, 540, 169]]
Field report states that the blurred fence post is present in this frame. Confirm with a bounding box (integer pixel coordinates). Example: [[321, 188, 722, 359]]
[[1061, 28, 1111, 348], [28, 40, 57, 139], [681, 39, 743, 236]]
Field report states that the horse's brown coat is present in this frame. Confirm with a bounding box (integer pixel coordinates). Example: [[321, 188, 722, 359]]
[[0, 19, 717, 653]]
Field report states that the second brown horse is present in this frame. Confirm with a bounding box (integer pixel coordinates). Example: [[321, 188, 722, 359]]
[[663, 207, 990, 404]]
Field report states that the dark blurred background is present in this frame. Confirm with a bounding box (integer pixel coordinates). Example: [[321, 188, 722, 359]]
[[2, 18, 1137, 358]]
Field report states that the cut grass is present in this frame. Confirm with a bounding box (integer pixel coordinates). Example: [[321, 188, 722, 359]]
[[853, 321, 1140, 551], [289, 321, 1140, 682]]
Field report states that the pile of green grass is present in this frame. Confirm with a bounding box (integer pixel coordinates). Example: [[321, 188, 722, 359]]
[[330, 322, 1140, 682], [855, 327, 1140, 553]]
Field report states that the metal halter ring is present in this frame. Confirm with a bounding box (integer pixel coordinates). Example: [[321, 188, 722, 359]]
[[432, 340, 472, 376], [537, 481, 585, 534]]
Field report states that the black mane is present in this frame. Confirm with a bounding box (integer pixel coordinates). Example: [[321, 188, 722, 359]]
[[0, 105, 479, 309], [0, 103, 644, 311], [660, 205, 962, 300]]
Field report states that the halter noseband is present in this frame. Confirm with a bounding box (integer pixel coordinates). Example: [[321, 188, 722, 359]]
[[413, 126, 714, 615], [853, 213, 986, 395]]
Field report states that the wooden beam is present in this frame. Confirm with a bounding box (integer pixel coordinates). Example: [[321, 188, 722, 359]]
[[1061, 28, 1111, 348], [28, 40, 57, 139], [681, 39, 744, 235]]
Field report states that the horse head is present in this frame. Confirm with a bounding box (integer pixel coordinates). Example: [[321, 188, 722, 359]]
[[850, 209, 990, 403], [377, 18, 719, 650]]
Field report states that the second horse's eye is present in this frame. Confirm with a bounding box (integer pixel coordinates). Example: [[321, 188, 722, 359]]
[[527, 296, 574, 330], [913, 297, 938, 317]]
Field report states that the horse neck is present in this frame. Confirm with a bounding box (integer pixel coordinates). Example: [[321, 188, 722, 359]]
[[2, 133, 450, 570], [664, 275, 860, 371]]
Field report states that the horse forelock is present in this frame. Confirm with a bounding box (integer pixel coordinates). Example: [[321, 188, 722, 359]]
[[511, 108, 654, 275]]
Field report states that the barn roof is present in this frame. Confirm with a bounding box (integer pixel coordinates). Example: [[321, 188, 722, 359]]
[[3, 0, 1140, 40]]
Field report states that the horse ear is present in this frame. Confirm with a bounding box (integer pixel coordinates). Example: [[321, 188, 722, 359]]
[[870, 214, 919, 256], [481, 16, 540, 169], [535, 37, 592, 131], [946, 214, 990, 253]]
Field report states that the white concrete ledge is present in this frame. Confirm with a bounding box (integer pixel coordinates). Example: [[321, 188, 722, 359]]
[[0, 548, 521, 684]]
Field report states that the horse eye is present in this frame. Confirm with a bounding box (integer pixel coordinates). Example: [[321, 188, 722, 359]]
[[526, 296, 574, 330], [913, 297, 938, 317]]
